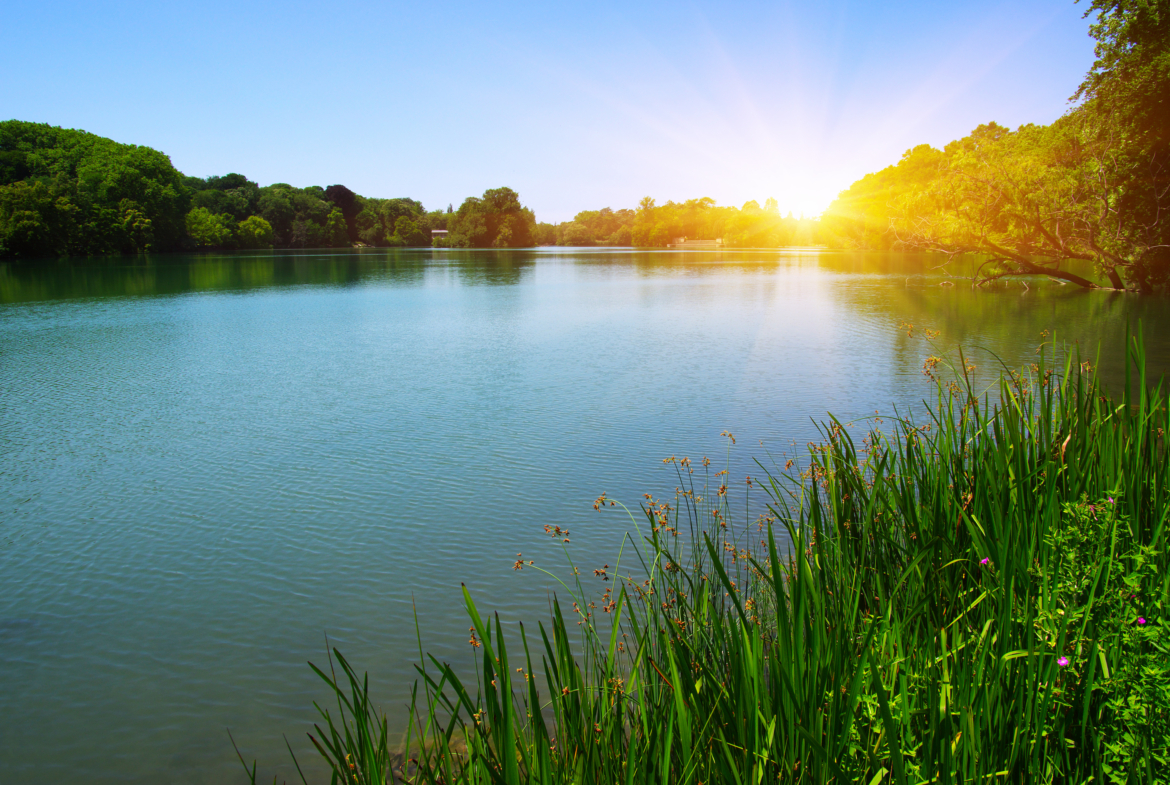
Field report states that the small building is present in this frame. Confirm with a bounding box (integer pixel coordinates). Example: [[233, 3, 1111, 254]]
[[431, 229, 449, 239]]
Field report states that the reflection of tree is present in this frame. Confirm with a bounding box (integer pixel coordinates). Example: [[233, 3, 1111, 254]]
[[434, 249, 537, 286], [0, 250, 438, 303], [0, 261, 162, 303], [1, 249, 557, 303], [5, 250, 1169, 395], [611, 249, 943, 279], [838, 275, 1168, 391]]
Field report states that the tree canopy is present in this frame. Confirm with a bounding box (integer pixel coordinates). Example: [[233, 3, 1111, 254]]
[[0, 123, 552, 259], [444, 187, 537, 248], [0, 121, 188, 258], [549, 197, 819, 248], [820, 0, 1169, 291]]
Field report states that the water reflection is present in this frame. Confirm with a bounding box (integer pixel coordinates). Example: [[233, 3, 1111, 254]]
[[0, 247, 1110, 302], [5, 247, 1163, 386], [0, 248, 547, 303], [2, 248, 1169, 785]]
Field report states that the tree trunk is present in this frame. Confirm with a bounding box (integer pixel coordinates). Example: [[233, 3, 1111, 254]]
[[1016, 260, 1099, 289], [1105, 266, 1125, 290]]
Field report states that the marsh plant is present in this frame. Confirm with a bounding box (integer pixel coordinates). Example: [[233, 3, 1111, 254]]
[[245, 332, 1169, 784]]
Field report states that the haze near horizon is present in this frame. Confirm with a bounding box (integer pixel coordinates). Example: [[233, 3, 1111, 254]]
[[3, 0, 1097, 222]]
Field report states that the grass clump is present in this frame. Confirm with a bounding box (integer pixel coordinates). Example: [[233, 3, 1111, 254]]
[[250, 333, 1169, 783]]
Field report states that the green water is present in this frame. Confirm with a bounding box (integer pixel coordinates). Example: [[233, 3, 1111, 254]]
[[2, 248, 1167, 784]]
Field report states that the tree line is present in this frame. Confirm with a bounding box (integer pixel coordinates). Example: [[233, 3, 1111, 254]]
[[542, 198, 820, 248], [0, 122, 543, 260], [820, 0, 1169, 291], [0, 120, 825, 260]]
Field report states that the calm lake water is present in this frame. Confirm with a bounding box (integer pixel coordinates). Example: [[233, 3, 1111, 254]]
[[3, 248, 1169, 784]]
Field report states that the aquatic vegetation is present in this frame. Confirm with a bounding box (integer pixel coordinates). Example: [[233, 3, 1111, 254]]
[[250, 332, 1169, 783]]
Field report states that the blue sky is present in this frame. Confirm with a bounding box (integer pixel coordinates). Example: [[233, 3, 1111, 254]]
[[4, 0, 1097, 221]]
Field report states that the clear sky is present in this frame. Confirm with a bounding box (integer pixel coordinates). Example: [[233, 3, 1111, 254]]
[[3, 0, 1098, 222]]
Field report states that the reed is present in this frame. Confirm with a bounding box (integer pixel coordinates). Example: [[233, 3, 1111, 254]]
[[252, 332, 1169, 783]]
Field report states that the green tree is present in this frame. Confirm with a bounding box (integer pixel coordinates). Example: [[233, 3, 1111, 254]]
[[325, 208, 349, 247], [185, 207, 235, 248], [1073, 0, 1170, 288], [606, 224, 632, 245], [379, 197, 424, 227], [0, 150, 30, 184], [354, 207, 381, 245], [290, 219, 325, 248], [0, 180, 76, 258], [1076, 0, 1169, 140], [73, 141, 187, 251], [560, 222, 594, 246], [192, 188, 251, 220], [359, 223, 386, 247], [257, 187, 295, 243], [0, 121, 189, 258], [236, 215, 274, 249], [118, 199, 154, 252], [820, 144, 944, 249], [391, 216, 430, 247], [291, 189, 330, 225], [324, 184, 360, 242], [446, 187, 536, 248], [554, 207, 636, 246], [533, 222, 557, 245], [888, 112, 1164, 290]]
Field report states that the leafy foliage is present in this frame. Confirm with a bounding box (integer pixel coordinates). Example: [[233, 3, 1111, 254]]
[[445, 188, 537, 248], [0, 123, 541, 259], [552, 197, 820, 248], [237, 215, 275, 249], [0, 120, 188, 258], [821, 1, 1169, 290], [185, 206, 235, 249], [884, 112, 1167, 290], [553, 207, 636, 246], [820, 144, 944, 250]]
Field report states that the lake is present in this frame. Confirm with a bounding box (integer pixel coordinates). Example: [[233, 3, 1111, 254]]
[[2, 248, 1168, 784]]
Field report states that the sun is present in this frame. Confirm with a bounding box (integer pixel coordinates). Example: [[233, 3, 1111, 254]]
[[736, 180, 836, 220], [789, 195, 831, 220], [780, 183, 837, 220]]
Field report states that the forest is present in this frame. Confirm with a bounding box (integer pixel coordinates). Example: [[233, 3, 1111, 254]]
[[0, 121, 540, 259], [543, 197, 819, 248], [0, 117, 823, 259]]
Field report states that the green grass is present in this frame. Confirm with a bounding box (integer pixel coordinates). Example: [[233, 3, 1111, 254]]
[[245, 332, 1169, 783]]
